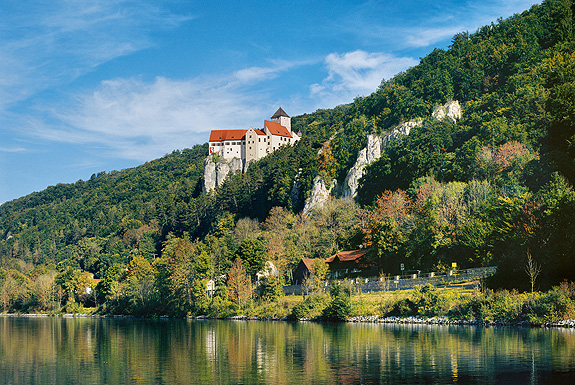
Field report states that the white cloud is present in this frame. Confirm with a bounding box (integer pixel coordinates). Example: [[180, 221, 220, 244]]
[[26, 61, 311, 161], [0, 147, 27, 153], [233, 59, 319, 84], [0, 0, 192, 113], [339, 0, 538, 51], [32, 77, 257, 160], [310, 50, 418, 107], [403, 0, 539, 48], [404, 26, 466, 48], [234, 66, 283, 84]]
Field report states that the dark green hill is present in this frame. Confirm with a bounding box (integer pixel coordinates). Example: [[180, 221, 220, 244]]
[[0, 145, 207, 272], [1, 0, 574, 292]]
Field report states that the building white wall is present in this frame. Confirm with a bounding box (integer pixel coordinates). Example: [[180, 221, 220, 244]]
[[209, 112, 298, 162], [256, 134, 267, 159], [209, 142, 224, 156], [273, 115, 291, 132], [214, 141, 242, 159], [245, 129, 257, 162]]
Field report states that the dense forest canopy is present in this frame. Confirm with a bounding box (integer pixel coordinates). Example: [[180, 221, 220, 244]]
[[1, 0, 574, 315]]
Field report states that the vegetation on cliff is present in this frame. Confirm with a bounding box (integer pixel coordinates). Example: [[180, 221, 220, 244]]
[[1, 0, 574, 316]]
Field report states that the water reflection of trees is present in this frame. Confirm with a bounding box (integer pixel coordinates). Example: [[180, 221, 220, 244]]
[[1, 318, 574, 384]]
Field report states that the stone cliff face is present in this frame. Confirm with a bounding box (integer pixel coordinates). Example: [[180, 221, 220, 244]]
[[203, 156, 244, 193], [305, 100, 463, 210], [340, 100, 462, 199], [380, 119, 422, 148], [202, 101, 462, 210], [432, 100, 461, 122], [342, 134, 384, 198], [342, 120, 422, 198], [302, 176, 335, 216]]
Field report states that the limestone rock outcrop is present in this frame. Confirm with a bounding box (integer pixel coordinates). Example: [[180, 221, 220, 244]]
[[432, 100, 461, 122], [340, 100, 462, 199], [342, 120, 422, 198], [381, 120, 422, 147], [342, 134, 383, 198], [302, 176, 335, 216], [203, 156, 244, 193]]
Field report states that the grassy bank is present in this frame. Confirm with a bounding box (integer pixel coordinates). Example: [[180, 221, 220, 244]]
[[4, 281, 575, 326], [349, 283, 575, 325], [213, 281, 575, 325]]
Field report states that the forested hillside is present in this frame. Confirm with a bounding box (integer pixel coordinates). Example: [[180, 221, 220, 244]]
[[1, 0, 574, 315]]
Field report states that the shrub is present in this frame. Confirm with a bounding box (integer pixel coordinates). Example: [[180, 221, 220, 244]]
[[258, 275, 284, 302], [412, 284, 445, 317], [447, 296, 480, 320], [387, 298, 417, 316], [322, 282, 352, 321], [523, 285, 575, 324], [208, 294, 237, 318], [291, 300, 312, 320]]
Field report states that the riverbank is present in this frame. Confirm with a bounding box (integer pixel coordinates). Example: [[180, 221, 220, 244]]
[[346, 315, 575, 328], [3, 311, 575, 329], [2, 281, 575, 327]]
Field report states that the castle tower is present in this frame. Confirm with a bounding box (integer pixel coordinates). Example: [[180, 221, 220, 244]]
[[271, 107, 291, 133]]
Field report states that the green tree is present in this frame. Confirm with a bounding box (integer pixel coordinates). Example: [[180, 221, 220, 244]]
[[55, 266, 80, 302], [257, 275, 284, 302], [322, 281, 352, 321], [161, 234, 210, 315], [95, 263, 123, 304], [233, 239, 267, 279], [303, 260, 329, 296], [369, 220, 404, 273]]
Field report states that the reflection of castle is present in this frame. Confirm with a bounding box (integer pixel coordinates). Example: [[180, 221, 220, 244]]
[[208, 107, 301, 162]]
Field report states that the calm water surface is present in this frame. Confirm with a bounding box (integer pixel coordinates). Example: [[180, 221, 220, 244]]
[[1, 316, 574, 384]]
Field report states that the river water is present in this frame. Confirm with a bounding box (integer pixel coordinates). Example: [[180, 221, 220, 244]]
[[1, 316, 574, 384]]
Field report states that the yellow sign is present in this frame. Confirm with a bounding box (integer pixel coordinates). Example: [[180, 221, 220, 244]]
[[452, 262, 457, 268]]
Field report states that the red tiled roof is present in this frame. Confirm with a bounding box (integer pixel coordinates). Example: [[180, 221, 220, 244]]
[[265, 120, 292, 138], [209, 129, 248, 142], [301, 258, 320, 271], [324, 249, 369, 263], [209, 129, 267, 142]]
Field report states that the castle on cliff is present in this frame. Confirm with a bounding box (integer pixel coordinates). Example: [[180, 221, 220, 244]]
[[208, 107, 301, 162]]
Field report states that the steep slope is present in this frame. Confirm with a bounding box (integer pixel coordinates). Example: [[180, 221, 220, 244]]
[[0, 0, 573, 292]]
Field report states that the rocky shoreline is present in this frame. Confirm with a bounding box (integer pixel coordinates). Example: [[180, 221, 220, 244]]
[[3, 312, 574, 328], [346, 315, 575, 328]]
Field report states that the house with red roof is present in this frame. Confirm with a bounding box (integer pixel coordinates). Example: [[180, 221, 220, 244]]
[[208, 107, 301, 162], [292, 258, 322, 285], [324, 249, 371, 278]]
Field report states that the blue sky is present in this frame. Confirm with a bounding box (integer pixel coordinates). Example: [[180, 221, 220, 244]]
[[0, 0, 538, 204]]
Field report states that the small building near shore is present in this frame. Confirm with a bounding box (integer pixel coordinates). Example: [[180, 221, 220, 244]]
[[292, 258, 323, 285], [324, 249, 370, 278]]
